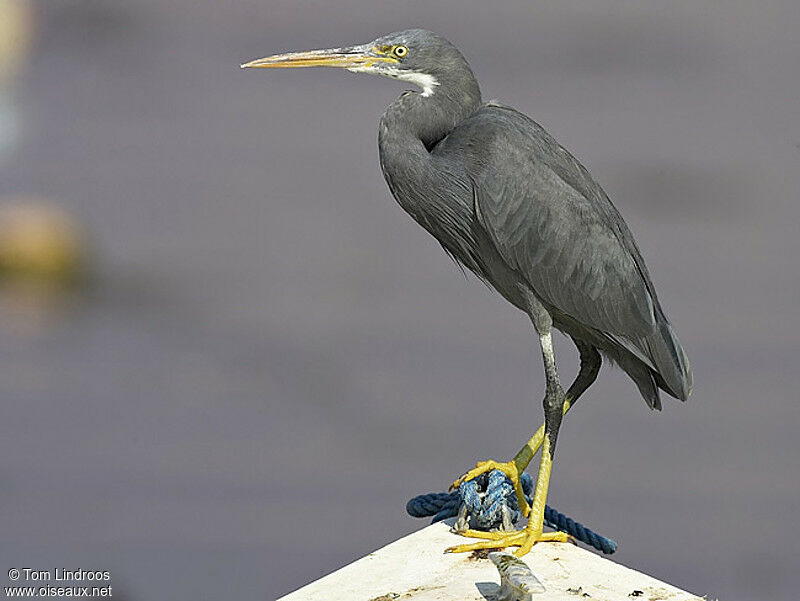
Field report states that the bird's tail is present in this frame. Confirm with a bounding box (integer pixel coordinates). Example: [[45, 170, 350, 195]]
[[646, 318, 692, 402]]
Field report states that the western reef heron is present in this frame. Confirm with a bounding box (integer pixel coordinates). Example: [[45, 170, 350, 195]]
[[242, 29, 692, 556]]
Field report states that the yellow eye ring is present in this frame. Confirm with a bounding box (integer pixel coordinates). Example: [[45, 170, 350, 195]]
[[393, 45, 408, 58]]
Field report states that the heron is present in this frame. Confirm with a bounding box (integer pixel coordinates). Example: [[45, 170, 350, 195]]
[[242, 29, 692, 557]]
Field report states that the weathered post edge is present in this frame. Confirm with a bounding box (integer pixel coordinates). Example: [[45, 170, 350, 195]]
[[277, 521, 705, 601]]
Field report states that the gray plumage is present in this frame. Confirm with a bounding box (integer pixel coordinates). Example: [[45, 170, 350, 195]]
[[375, 29, 692, 409], [242, 28, 694, 554], [242, 28, 692, 414]]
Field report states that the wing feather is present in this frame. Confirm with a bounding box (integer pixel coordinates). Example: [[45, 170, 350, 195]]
[[466, 106, 657, 340]]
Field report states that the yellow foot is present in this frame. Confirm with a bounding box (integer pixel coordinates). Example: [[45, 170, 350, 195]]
[[451, 460, 529, 517], [445, 528, 569, 557]]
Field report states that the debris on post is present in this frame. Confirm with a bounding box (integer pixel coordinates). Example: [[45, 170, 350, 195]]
[[490, 551, 546, 600]]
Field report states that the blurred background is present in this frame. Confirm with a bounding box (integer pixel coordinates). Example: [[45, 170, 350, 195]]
[[0, 1, 798, 599]]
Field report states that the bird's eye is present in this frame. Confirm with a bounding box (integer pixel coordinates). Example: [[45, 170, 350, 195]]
[[393, 45, 408, 58]]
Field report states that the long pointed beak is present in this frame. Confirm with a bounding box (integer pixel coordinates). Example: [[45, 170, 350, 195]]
[[241, 44, 394, 70]]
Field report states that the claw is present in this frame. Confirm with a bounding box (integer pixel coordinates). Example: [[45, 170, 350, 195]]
[[446, 530, 568, 556], [453, 529, 510, 540]]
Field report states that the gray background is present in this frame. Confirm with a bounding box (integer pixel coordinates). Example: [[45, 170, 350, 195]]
[[1, 1, 798, 599]]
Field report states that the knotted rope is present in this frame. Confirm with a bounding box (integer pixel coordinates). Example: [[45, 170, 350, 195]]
[[406, 470, 617, 555]]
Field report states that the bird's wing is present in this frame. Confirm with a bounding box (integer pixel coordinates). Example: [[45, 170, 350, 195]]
[[464, 105, 659, 340]]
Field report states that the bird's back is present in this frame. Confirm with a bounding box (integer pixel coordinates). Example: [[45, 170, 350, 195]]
[[434, 103, 692, 406]]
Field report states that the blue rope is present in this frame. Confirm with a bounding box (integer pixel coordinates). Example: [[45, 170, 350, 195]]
[[406, 470, 617, 555]]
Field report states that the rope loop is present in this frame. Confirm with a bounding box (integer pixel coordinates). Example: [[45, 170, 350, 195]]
[[406, 469, 617, 554]]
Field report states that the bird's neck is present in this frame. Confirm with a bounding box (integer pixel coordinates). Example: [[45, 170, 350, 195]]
[[377, 80, 481, 240], [379, 79, 481, 152]]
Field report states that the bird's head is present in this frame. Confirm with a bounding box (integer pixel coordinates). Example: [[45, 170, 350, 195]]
[[242, 29, 475, 98]]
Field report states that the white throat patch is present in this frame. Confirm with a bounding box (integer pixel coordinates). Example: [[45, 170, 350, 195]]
[[348, 65, 440, 97], [392, 71, 439, 97]]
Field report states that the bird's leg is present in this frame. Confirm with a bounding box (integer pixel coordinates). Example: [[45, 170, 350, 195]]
[[505, 340, 600, 474], [451, 340, 599, 516], [447, 326, 571, 556]]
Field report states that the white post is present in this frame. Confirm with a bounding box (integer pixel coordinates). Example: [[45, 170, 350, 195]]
[[278, 521, 705, 601]]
